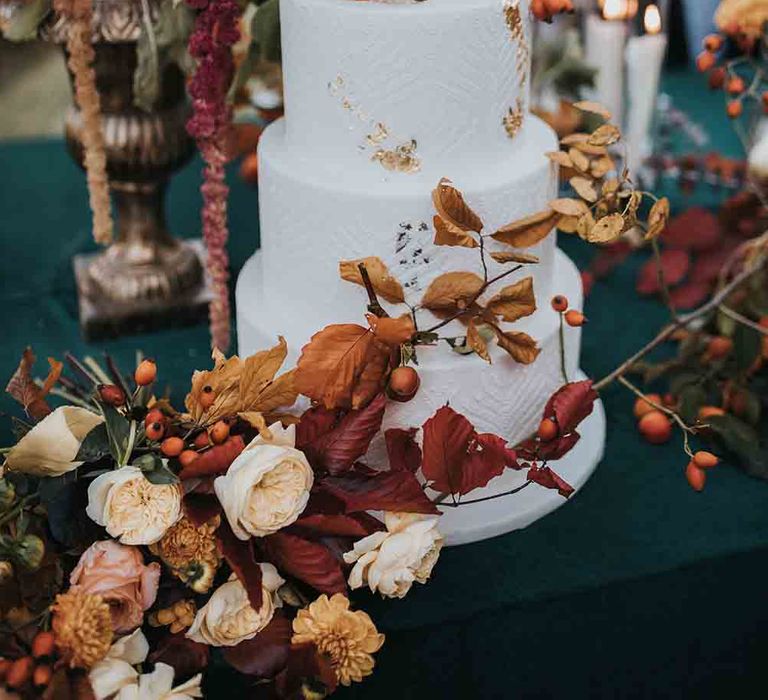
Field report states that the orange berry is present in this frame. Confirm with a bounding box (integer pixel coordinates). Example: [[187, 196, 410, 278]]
[[31, 631, 55, 660], [551, 295, 569, 313], [210, 421, 231, 445], [388, 366, 421, 403], [531, 0, 550, 21], [698, 405, 726, 422], [685, 461, 707, 492], [633, 393, 662, 419], [662, 393, 677, 408], [727, 100, 743, 119], [708, 67, 726, 90], [199, 386, 216, 411], [707, 335, 733, 360], [179, 450, 199, 469], [696, 51, 716, 72], [693, 451, 719, 470], [98, 384, 126, 407], [239, 152, 259, 184], [145, 421, 165, 442], [32, 664, 52, 689], [703, 34, 723, 52], [537, 418, 559, 442], [145, 408, 165, 427], [564, 310, 586, 327], [134, 359, 157, 386], [726, 76, 746, 95], [6, 656, 33, 689], [161, 436, 185, 458], [638, 410, 672, 444], [0, 658, 11, 680], [193, 431, 211, 449]]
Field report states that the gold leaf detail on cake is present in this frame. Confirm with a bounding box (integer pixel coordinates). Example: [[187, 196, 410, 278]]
[[339, 256, 406, 304], [503, 1, 529, 140], [503, 99, 525, 140], [371, 140, 422, 174]]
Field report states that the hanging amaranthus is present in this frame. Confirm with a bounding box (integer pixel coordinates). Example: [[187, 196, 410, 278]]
[[186, 0, 240, 352], [54, 0, 113, 245]]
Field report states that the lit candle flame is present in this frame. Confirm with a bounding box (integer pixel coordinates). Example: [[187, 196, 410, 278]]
[[602, 0, 630, 21], [644, 4, 662, 35]]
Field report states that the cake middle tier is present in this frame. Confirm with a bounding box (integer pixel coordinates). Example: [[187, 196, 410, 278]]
[[279, 0, 534, 177], [252, 114, 559, 334]]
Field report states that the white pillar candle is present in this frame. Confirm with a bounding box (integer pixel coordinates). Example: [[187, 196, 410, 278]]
[[625, 4, 668, 177], [585, 1, 629, 127]]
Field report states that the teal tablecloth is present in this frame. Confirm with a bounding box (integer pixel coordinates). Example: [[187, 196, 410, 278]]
[[1, 72, 767, 698]]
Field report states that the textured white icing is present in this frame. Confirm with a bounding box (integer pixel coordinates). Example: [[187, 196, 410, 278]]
[[279, 0, 532, 176]]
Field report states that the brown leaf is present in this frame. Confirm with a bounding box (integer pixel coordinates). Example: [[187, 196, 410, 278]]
[[549, 198, 589, 217], [491, 209, 558, 248], [570, 176, 598, 203], [433, 214, 479, 249], [576, 211, 596, 239], [238, 411, 271, 438], [560, 133, 590, 146], [489, 251, 540, 265], [467, 320, 491, 363], [339, 256, 405, 304], [263, 532, 347, 595], [250, 370, 298, 414], [421, 272, 484, 312], [239, 337, 288, 401], [487, 277, 536, 322], [557, 215, 580, 234], [432, 178, 484, 232], [573, 100, 612, 121], [586, 213, 625, 243], [591, 155, 615, 178], [645, 197, 670, 241], [295, 324, 390, 410], [366, 314, 415, 346], [496, 331, 541, 364], [568, 148, 590, 173], [589, 123, 621, 147], [186, 352, 244, 423], [546, 151, 574, 168], [5, 349, 61, 421]]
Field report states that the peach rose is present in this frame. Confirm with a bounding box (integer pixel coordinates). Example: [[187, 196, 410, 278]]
[[70, 540, 160, 633]]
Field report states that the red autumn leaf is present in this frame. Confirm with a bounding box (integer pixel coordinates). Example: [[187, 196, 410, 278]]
[[527, 465, 575, 497], [458, 433, 517, 495], [182, 486, 222, 527], [663, 207, 720, 252], [5, 348, 62, 421], [262, 532, 347, 595], [689, 245, 736, 284], [636, 249, 690, 296], [295, 405, 339, 452], [668, 281, 712, 310], [223, 614, 292, 678], [421, 405, 475, 494], [148, 633, 210, 681], [590, 240, 632, 279], [543, 380, 598, 435], [385, 427, 422, 473], [178, 435, 245, 480], [312, 394, 386, 475], [216, 519, 264, 612], [275, 643, 338, 700], [320, 471, 440, 515], [290, 512, 384, 539]]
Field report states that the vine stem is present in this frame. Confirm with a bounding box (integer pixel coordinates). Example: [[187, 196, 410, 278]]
[[651, 237, 679, 322], [718, 304, 768, 336], [435, 481, 532, 508], [558, 312, 569, 384]]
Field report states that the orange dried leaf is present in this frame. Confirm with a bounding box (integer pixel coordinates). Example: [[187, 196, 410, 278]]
[[489, 251, 540, 265], [467, 320, 491, 364], [239, 336, 288, 401], [573, 100, 612, 121], [433, 215, 479, 249], [588, 124, 621, 147], [570, 176, 598, 203], [487, 277, 536, 322], [420, 272, 484, 312], [568, 148, 590, 173], [546, 151, 574, 168], [432, 178, 483, 232], [645, 197, 670, 241], [339, 257, 405, 304], [5, 348, 60, 420], [491, 209, 558, 248], [550, 198, 589, 217], [366, 314, 415, 346], [587, 213, 625, 243], [496, 331, 541, 364]]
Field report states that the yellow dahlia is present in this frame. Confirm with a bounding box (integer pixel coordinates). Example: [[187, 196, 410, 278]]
[[291, 594, 384, 686], [51, 590, 113, 668]]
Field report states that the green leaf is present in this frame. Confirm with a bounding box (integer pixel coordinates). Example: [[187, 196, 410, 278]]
[[103, 405, 131, 464], [733, 323, 761, 374], [0, 0, 50, 42], [75, 423, 111, 463], [708, 414, 768, 480], [253, 0, 281, 63], [678, 384, 707, 424], [143, 466, 179, 486], [134, 453, 163, 472]]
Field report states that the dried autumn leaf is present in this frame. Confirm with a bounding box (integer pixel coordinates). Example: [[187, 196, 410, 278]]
[[602, 178, 620, 197], [467, 320, 491, 363], [549, 198, 589, 217], [570, 176, 598, 203], [487, 277, 536, 323], [421, 271, 484, 312], [321, 470, 439, 515], [546, 150, 574, 168], [366, 314, 415, 346], [558, 215, 580, 234], [238, 411, 272, 439], [589, 123, 621, 147], [262, 532, 347, 595], [636, 249, 691, 296], [586, 213, 625, 243], [591, 155, 615, 178], [433, 214, 479, 249], [432, 178, 483, 232], [573, 100, 612, 121], [251, 369, 298, 414], [295, 324, 390, 410], [489, 251, 540, 265], [576, 211, 596, 239], [491, 209, 558, 248], [568, 148, 590, 173], [217, 519, 265, 612], [5, 349, 62, 420], [645, 196, 670, 241], [338, 256, 405, 304], [527, 465, 575, 498], [560, 133, 589, 146], [186, 352, 245, 423], [496, 331, 541, 364]]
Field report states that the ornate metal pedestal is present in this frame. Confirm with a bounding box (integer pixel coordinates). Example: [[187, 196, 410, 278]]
[[48, 1, 211, 339]]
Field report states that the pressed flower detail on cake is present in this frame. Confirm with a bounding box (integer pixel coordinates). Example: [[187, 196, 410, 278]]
[[503, 1, 529, 139]]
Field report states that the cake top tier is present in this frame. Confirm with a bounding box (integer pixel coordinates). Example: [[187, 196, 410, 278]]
[[278, 0, 533, 178]]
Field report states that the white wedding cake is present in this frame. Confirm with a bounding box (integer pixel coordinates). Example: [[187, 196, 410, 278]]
[[236, 0, 605, 544]]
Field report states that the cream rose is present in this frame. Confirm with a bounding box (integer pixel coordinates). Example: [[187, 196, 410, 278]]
[[214, 423, 313, 539], [344, 513, 444, 599], [5, 406, 103, 477], [716, 0, 768, 37], [186, 564, 284, 647], [86, 466, 182, 545]]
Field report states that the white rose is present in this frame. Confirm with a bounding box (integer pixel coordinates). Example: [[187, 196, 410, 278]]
[[186, 564, 284, 647], [89, 629, 148, 699], [5, 406, 103, 477], [86, 466, 182, 545], [214, 423, 313, 539], [344, 513, 444, 599]]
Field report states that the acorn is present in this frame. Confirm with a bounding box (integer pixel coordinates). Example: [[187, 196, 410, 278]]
[[210, 421, 231, 445], [6, 656, 33, 690], [134, 358, 157, 386], [564, 310, 587, 327], [161, 437, 185, 458], [98, 384, 126, 407], [387, 366, 421, 403], [638, 410, 672, 445], [31, 631, 55, 660], [537, 418, 559, 442], [551, 295, 569, 313]]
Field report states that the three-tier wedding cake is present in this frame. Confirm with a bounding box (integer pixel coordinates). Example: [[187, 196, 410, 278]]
[[236, 0, 605, 544]]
